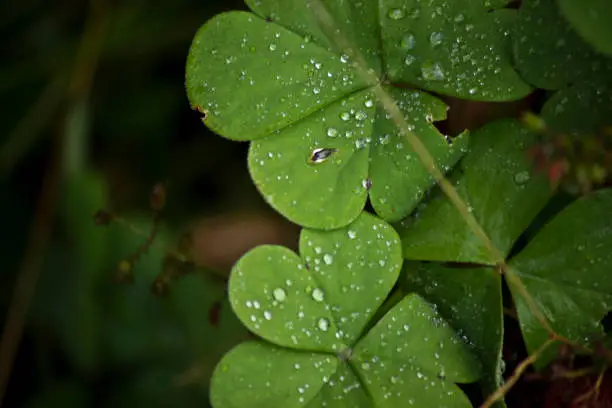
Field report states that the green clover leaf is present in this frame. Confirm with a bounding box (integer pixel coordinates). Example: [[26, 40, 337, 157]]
[[507, 188, 612, 368], [557, 0, 612, 57], [513, 0, 612, 90], [211, 213, 480, 407], [398, 119, 552, 265], [186, 0, 531, 229], [402, 262, 504, 406], [351, 295, 481, 407], [381, 0, 530, 100], [540, 80, 612, 135], [397, 120, 612, 375]]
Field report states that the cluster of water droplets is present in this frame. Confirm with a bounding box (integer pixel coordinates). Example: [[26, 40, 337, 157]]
[[347, 297, 477, 404], [383, 3, 516, 97], [193, 13, 370, 139], [321, 95, 377, 153]]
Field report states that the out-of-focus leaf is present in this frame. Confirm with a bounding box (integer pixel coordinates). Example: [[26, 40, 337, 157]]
[[513, 0, 612, 90], [507, 188, 612, 368], [557, 0, 612, 57]]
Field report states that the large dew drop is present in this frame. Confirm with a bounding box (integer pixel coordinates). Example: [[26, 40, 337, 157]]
[[421, 62, 445, 81], [272, 287, 287, 302], [317, 317, 330, 331], [311, 287, 325, 302], [429, 32, 443, 47], [354, 111, 367, 121], [400, 33, 416, 50], [323, 254, 334, 265], [387, 8, 405, 20], [513, 170, 531, 185], [309, 148, 337, 164]]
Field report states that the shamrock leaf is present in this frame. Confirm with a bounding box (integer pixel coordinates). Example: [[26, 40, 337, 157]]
[[506, 188, 612, 368], [398, 119, 552, 265], [212, 297, 480, 408], [212, 213, 480, 407], [558, 0, 612, 57], [402, 262, 504, 406], [245, 0, 382, 70], [186, 1, 531, 229], [211, 342, 339, 408], [381, 0, 531, 100], [351, 294, 481, 407], [513, 0, 612, 90], [228, 212, 402, 351]]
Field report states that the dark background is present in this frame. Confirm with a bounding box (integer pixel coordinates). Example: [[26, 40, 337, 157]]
[[0, 0, 300, 406]]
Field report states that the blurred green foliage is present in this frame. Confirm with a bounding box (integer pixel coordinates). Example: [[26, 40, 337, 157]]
[[0, 0, 277, 406]]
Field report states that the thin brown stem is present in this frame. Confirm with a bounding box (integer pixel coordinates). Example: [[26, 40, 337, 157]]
[[572, 367, 606, 405], [0, 122, 63, 407], [480, 338, 557, 408]]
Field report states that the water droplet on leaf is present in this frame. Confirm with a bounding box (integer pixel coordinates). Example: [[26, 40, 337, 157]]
[[421, 61, 445, 81], [388, 8, 405, 20], [400, 33, 416, 50], [309, 148, 337, 164], [272, 287, 287, 302], [354, 111, 367, 120], [311, 288, 325, 302], [429, 32, 443, 47], [317, 317, 330, 331], [513, 170, 531, 185]]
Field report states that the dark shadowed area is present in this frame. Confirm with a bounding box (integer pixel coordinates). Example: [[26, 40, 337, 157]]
[[0, 1, 300, 407]]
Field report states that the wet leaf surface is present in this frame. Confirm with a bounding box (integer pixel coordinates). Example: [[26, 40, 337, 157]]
[[213, 214, 480, 407], [186, 1, 531, 228], [507, 188, 612, 368], [398, 119, 551, 264]]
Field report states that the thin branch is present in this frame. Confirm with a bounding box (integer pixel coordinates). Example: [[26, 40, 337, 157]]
[[112, 217, 188, 263], [572, 367, 606, 405], [480, 338, 557, 408], [0, 122, 63, 407]]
